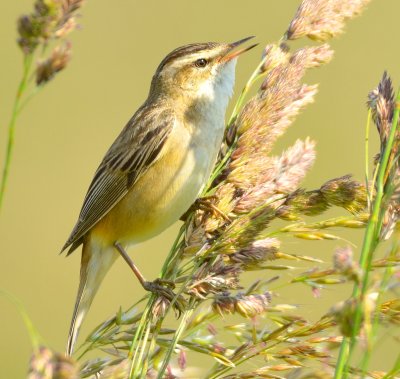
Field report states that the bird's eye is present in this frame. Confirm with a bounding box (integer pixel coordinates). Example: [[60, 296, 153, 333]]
[[194, 58, 208, 68]]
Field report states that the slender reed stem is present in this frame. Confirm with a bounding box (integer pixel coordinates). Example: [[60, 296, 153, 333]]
[[156, 302, 195, 379], [365, 109, 372, 209], [334, 89, 400, 378], [0, 290, 41, 349], [382, 353, 400, 379], [207, 55, 269, 188], [131, 299, 156, 377], [0, 54, 34, 211], [227, 57, 265, 126], [359, 238, 399, 374]]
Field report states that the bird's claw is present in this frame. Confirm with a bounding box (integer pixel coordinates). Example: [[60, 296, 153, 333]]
[[143, 279, 187, 317], [180, 195, 231, 222], [196, 196, 231, 222], [143, 278, 176, 295]]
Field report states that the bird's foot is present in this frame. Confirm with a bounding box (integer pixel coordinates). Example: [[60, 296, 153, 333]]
[[143, 278, 186, 316], [196, 195, 231, 222], [180, 195, 231, 222], [113, 242, 186, 315], [142, 278, 175, 294]]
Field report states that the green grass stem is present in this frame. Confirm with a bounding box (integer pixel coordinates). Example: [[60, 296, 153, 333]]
[[334, 88, 400, 378], [0, 54, 34, 211]]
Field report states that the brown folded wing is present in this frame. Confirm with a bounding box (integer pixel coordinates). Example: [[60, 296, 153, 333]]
[[62, 103, 174, 254]]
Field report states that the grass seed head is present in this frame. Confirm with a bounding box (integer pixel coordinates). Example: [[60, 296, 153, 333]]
[[17, 0, 84, 54], [320, 175, 367, 213], [367, 71, 395, 144], [212, 292, 272, 318], [36, 42, 71, 85], [228, 237, 280, 269], [187, 258, 242, 298], [291, 44, 334, 69], [28, 346, 79, 379], [286, 0, 371, 41]]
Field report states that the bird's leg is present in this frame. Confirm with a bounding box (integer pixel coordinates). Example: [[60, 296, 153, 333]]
[[113, 243, 187, 315], [113, 242, 175, 294], [180, 195, 231, 222]]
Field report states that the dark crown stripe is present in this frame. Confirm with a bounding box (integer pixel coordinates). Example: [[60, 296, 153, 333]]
[[157, 42, 219, 72]]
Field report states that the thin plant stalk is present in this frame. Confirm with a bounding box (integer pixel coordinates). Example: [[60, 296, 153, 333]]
[[0, 54, 34, 211], [382, 353, 400, 379], [227, 54, 268, 126], [0, 289, 41, 349], [2, 2, 83, 213], [207, 323, 299, 379], [137, 321, 152, 378], [128, 227, 186, 378], [156, 303, 195, 379], [207, 53, 271, 188], [334, 88, 400, 378], [359, 238, 399, 374], [226, 37, 285, 127], [149, 264, 201, 378], [129, 296, 156, 378], [365, 109, 372, 209]]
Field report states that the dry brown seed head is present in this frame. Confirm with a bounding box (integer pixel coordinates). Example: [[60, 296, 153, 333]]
[[228, 238, 280, 269], [98, 359, 131, 379], [187, 259, 242, 298], [333, 246, 360, 280], [261, 43, 290, 73], [178, 349, 187, 371], [28, 346, 79, 379], [212, 294, 236, 315], [152, 296, 170, 318], [235, 292, 272, 318], [277, 189, 330, 220], [291, 44, 334, 69], [367, 72, 395, 145], [286, 0, 371, 42], [320, 175, 367, 213], [36, 42, 71, 85], [17, 0, 84, 54]]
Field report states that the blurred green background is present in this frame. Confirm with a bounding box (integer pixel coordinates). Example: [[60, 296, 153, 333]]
[[1, 1, 400, 377]]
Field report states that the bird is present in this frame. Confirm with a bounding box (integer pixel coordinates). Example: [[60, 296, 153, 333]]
[[62, 37, 257, 356]]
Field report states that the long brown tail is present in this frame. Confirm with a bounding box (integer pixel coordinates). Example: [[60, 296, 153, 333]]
[[66, 238, 117, 356]]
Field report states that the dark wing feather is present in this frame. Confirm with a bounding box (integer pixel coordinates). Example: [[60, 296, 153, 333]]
[[62, 103, 174, 254]]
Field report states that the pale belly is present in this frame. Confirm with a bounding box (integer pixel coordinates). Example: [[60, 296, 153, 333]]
[[91, 120, 223, 246]]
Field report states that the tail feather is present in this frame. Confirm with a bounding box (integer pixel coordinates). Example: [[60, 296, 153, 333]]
[[66, 239, 117, 356]]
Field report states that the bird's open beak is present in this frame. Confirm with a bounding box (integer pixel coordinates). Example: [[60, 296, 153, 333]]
[[220, 36, 258, 63]]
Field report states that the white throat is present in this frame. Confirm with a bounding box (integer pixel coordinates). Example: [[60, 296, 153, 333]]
[[196, 59, 237, 126]]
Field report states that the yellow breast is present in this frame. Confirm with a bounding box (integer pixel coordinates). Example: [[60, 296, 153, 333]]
[[91, 117, 224, 246]]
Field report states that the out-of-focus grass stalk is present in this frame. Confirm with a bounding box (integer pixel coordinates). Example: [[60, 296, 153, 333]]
[[0, 54, 34, 211], [334, 88, 400, 379], [1, 289, 40, 349], [2, 1, 83, 213], [383, 353, 400, 379]]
